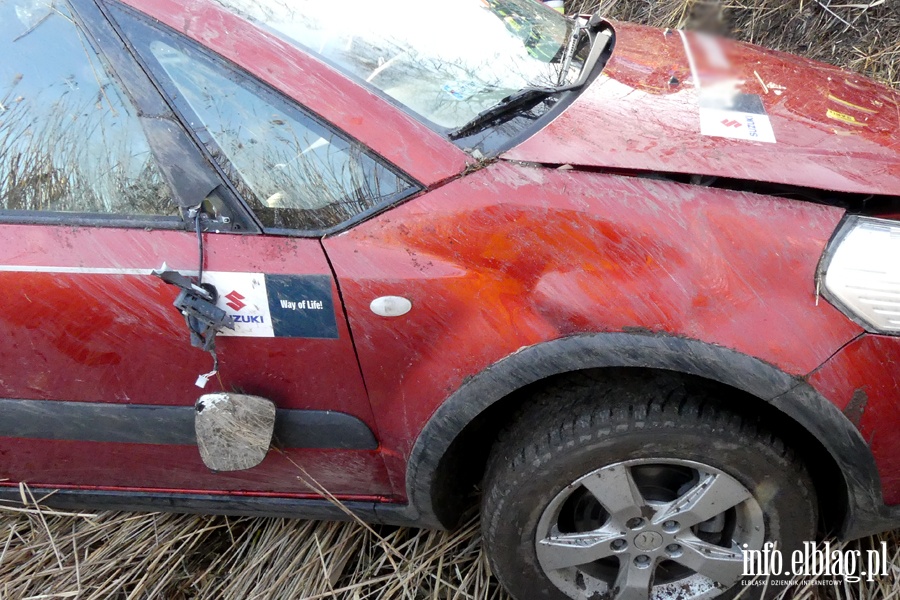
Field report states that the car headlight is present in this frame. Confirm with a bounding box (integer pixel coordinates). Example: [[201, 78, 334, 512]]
[[820, 215, 900, 334]]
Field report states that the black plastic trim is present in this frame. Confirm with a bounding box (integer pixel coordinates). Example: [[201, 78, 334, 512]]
[[0, 211, 184, 229], [768, 383, 900, 539], [0, 487, 418, 526], [0, 398, 376, 450], [404, 332, 900, 537]]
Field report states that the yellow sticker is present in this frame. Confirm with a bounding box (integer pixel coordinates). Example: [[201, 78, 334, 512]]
[[826, 109, 867, 127], [827, 94, 878, 114]]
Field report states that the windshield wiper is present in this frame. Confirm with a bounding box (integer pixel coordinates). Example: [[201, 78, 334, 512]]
[[449, 24, 613, 140], [557, 19, 586, 86], [449, 86, 557, 139]]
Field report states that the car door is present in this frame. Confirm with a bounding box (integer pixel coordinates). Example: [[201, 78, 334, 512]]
[[0, 0, 392, 500]]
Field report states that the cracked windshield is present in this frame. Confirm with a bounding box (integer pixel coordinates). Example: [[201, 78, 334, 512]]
[[214, 0, 577, 129]]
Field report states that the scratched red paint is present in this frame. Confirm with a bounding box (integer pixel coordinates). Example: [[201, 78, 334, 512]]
[[324, 161, 865, 494], [0, 226, 392, 496], [0, 438, 389, 496], [0, 0, 897, 526]]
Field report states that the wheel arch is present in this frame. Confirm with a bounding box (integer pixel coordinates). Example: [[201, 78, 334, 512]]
[[405, 332, 892, 538]]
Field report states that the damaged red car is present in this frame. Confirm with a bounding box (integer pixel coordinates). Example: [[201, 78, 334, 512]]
[[1, 0, 899, 598]]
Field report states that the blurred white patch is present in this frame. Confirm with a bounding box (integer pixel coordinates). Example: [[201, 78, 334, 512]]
[[694, 32, 730, 70], [265, 191, 286, 207], [15, 0, 52, 29], [768, 82, 787, 97], [701, 79, 744, 108]]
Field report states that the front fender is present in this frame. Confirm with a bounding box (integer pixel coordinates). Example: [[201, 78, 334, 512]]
[[405, 332, 893, 538]]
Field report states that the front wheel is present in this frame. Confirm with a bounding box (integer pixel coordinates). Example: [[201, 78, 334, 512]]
[[481, 374, 817, 600]]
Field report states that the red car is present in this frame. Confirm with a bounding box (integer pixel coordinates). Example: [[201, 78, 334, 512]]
[[1, 0, 898, 598]]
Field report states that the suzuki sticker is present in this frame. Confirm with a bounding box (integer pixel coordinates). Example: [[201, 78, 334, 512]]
[[699, 107, 777, 144], [698, 93, 777, 144], [202, 272, 338, 339]]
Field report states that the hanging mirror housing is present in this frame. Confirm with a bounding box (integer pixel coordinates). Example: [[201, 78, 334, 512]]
[[195, 393, 276, 471]]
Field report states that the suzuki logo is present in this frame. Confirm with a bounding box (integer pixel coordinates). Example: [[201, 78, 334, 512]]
[[633, 531, 664, 551], [721, 118, 743, 128], [224, 290, 246, 311]]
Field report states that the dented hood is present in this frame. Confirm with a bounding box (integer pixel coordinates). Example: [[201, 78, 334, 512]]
[[504, 20, 900, 196]]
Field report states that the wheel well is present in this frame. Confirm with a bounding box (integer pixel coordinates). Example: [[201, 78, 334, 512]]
[[430, 367, 848, 535]]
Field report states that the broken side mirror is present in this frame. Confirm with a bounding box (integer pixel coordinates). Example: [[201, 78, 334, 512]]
[[195, 393, 276, 471]]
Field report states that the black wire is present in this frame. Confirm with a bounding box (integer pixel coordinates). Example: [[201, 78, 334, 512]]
[[194, 206, 219, 377], [194, 207, 204, 283]]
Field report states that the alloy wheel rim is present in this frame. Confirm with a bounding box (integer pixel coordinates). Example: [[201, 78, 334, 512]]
[[534, 458, 765, 600]]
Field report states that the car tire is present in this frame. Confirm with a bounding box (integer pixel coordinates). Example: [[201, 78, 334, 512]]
[[481, 371, 817, 600]]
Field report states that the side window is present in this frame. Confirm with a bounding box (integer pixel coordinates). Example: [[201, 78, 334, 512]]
[[0, 0, 177, 217], [122, 16, 416, 232]]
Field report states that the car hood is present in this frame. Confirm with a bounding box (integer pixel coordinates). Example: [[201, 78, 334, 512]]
[[503, 20, 900, 196]]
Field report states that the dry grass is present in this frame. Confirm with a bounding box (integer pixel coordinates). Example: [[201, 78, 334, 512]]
[[0, 495, 897, 599], [0, 498, 507, 600], [2, 1, 898, 599], [573, 0, 900, 88]]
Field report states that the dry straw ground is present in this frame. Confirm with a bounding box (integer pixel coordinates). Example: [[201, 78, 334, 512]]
[[3, 0, 899, 598], [1, 488, 898, 599]]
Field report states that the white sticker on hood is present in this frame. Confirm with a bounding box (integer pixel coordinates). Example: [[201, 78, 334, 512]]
[[699, 107, 776, 144], [698, 92, 776, 144]]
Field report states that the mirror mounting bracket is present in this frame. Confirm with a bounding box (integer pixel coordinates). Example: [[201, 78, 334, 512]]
[[153, 268, 234, 353]]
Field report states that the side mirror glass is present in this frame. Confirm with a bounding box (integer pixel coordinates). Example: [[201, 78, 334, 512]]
[[195, 393, 276, 471]]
